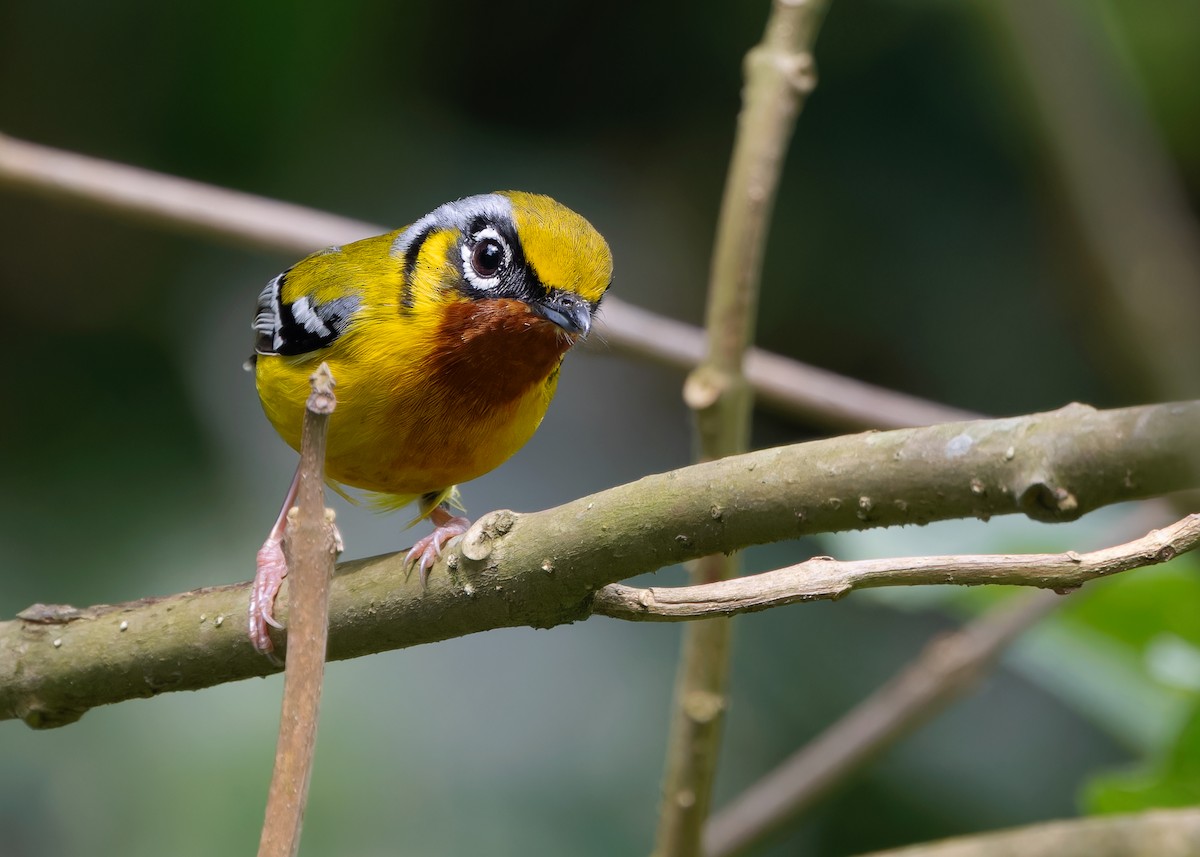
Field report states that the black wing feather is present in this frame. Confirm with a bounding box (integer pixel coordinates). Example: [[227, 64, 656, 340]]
[[252, 269, 361, 357]]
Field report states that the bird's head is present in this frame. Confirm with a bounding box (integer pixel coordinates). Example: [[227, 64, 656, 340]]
[[393, 191, 612, 344]]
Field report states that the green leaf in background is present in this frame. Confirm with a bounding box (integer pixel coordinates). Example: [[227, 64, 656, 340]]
[[1084, 697, 1200, 813], [1011, 553, 1200, 754], [827, 514, 1200, 757], [1064, 554, 1200, 651]]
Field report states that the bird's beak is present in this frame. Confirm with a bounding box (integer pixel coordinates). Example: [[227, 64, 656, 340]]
[[532, 289, 592, 338]]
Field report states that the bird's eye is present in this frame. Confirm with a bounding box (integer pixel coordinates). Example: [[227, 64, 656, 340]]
[[471, 238, 505, 279], [461, 226, 510, 291]]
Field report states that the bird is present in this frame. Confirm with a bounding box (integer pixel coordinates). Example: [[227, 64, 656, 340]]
[[247, 191, 612, 655]]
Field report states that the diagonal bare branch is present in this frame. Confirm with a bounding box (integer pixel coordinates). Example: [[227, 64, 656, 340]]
[[0, 130, 971, 432], [702, 591, 1066, 857]]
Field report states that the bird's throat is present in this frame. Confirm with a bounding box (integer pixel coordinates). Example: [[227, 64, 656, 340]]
[[429, 298, 572, 406]]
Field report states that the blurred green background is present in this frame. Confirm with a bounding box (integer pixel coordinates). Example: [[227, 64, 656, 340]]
[[2, 1, 1199, 855]]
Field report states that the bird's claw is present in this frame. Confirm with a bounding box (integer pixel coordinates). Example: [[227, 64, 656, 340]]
[[405, 514, 470, 586], [249, 513, 342, 660], [250, 535, 287, 656]]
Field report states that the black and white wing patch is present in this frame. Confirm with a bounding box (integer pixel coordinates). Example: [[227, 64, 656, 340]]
[[252, 270, 361, 356]]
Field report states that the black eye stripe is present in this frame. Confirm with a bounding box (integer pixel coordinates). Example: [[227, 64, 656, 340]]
[[399, 225, 435, 309]]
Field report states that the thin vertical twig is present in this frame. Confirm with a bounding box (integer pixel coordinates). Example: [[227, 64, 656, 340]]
[[257, 364, 341, 857], [653, 2, 830, 854]]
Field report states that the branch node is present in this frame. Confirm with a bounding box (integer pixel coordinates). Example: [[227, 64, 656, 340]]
[[683, 365, 727, 410], [16, 604, 84, 624], [307, 362, 337, 415], [460, 510, 517, 561], [783, 51, 817, 94], [683, 690, 726, 724], [1019, 480, 1082, 522], [326, 509, 344, 553]]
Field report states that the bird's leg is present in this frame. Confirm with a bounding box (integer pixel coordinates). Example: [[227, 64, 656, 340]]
[[249, 465, 301, 657], [405, 504, 471, 586]]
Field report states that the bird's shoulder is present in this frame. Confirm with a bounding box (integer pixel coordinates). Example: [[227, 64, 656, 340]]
[[252, 230, 403, 357]]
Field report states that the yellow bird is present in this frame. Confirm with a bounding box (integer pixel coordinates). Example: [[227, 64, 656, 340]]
[[248, 192, 612, 654]]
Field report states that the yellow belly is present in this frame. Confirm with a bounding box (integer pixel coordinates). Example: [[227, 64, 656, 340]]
[[254, 298, 566, 501], [257, 353, 558, 495]]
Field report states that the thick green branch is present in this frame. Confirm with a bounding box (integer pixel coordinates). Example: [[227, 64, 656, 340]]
[[1, 400, 1197, 729]]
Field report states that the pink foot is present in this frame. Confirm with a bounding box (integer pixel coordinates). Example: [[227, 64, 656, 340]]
[[405, 506, 470, 586], [250, 535, 288, 659], [248, 507, 343, 659], [249, 468, 301, 660]]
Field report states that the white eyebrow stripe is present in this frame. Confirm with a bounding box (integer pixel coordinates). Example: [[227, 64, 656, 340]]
[[390, 193, 513, 258]]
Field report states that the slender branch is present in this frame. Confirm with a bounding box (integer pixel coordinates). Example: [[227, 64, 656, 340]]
[[694, 520, 1199, 857], [855, 808, 1200, 857], [595, 515, 1200, 621], [703, 592, 1062, 857], [656, 3, 829, 853], [691, 15, 1200, 842], [0, 131, 376, 252], [0, 130, 967, 433], [598, 300, 977, 430], [993, 3, 1200, 402], [258, 365, 340, 857], [615, 516, 1196, 857], [2, 400, 1197, 728]]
